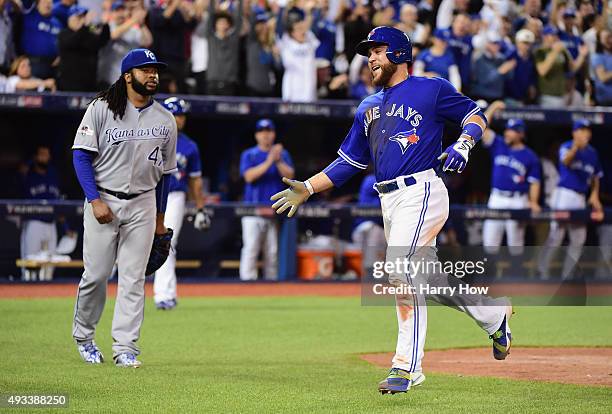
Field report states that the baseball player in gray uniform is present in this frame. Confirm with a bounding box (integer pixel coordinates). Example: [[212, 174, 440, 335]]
[[71, 48, 177, 367]]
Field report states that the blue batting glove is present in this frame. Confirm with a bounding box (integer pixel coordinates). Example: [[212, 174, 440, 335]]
[[438, 137, 474, 173]]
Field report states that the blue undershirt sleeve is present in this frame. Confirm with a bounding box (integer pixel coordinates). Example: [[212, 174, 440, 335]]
[[72, 149, 100, 202], [155, 174, 170, 213]]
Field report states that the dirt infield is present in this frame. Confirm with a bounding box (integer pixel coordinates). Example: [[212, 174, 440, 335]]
[[361, 347, 612, 387], [0, 282, 361, 298]]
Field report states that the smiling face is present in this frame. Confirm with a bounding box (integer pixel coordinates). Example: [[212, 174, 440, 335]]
[[367, 45, 397, 87]]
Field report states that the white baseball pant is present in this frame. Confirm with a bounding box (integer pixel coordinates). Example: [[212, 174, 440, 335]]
[[240, 217, 278, 280], [20, 219, 57, 281], [72, 190, 156, 357], [378, 169, 507, 374], [154, 191, 186, 303], [538, 187, 586, 279], [482, 190, 529, 255]]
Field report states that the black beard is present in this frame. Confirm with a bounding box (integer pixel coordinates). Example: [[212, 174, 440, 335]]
[[372, 62, 397, 87], [131, 76, 158, 96]]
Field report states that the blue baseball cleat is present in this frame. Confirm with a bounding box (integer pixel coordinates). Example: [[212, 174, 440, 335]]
[[114, 353, 142, 368], [378, 368, 425, 394], [490, 306, 513, 360], [155, 299, 177, 310], [77, 342, 104, 364]]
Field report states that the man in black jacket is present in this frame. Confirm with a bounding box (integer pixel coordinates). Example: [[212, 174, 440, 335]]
[[57, 5, 110, 91], [149, 0, 196, 93]]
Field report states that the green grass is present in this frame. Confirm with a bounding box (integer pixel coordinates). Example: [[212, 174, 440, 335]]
[[1, 297, 611, 413]]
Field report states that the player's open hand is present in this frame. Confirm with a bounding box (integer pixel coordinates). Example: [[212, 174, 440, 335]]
[[91, 199, 114, 224], [438, 137, 474, 173], [270, 177, 311, 217]]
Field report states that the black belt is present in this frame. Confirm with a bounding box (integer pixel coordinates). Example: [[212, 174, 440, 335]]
[[97, 186, 150, 200], [374, 176, 417, 194]]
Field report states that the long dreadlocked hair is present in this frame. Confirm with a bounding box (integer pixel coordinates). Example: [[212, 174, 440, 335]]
[[92, 75, 128, 120]]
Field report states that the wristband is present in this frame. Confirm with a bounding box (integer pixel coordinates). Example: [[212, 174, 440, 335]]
[[461, 122, 484, 143], [304, 180, 315, 195]]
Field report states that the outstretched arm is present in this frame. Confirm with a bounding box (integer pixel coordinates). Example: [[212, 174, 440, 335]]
[[482, 100, 505, 146]]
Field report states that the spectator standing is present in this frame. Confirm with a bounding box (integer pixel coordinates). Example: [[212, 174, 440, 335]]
[[312, 0, 337, 66], [534, 25, 573, 108], [20, 145, 61, 281], [190, 0, 209, 95], [470, 33, 515, 103], [149, 0, 197, 93], [20, 0, 62, 79], [0, 0, 17, 72], [505, 28, 538, 105], [342, 0, 373, 64], [239, 119, 294, 281], [57, 5, 110, 91], [590, 28, 612, 106], [205, 0, 243, 95], [51, 0, 76, 27], [6, 55, 56, 92], [395, 3, 429, 48], [98, 1, 152, 87], [246, 11, 280, 97], [448, 13, 474, 93], [278, 11, 320, 102], [558, 7, 589, 104], [413, 28, 461, 90]]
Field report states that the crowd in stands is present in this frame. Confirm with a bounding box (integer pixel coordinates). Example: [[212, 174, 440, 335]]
[[0, 0, 610, 106]]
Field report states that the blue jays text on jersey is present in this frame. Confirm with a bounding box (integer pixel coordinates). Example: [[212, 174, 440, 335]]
[[557, 141, 603, 194], [167, 132, 202, 193], [22, 165, 61, 223], [337, 76, 481, 182], [485, 135, 541, 193]]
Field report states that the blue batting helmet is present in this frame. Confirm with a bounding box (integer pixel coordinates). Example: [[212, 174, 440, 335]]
[[355, 26, 412, 64], [162, 97, 190, 115]]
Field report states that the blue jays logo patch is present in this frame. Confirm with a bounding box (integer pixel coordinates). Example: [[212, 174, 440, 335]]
[[389, 129, 420, 154]]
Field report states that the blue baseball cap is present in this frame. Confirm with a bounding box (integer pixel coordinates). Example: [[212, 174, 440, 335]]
[[255, 12, 270, 24], [68, 5, 88, 17], [111, 1, 125, 11], [505, 118, 525, 132], [563, 8, 576, 18], [120, 48, 167, 74], [573, 119, 591, 130], [255, 119, 275, 131], [433, 28, 452, 41], [542, 25, 559, 36]]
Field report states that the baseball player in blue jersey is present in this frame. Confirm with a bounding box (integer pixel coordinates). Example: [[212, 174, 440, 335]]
[[481, 101, 541, 255], [154, 97, 210, 310], [271, 26, 512, 394], [20, 145, 61, 281], [538, 120, 604, 278], [240, 119, 294, 280]]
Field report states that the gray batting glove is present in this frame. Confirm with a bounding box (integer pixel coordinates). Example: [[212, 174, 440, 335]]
[[193, 208, 211, 230], [270, 177, 311, 217]]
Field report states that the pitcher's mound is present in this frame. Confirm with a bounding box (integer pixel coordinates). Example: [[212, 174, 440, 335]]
[[361, 348, 612, 387]]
